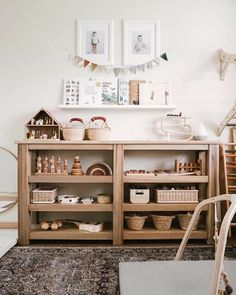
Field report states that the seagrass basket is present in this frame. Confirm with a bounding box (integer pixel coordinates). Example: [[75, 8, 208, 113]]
[[177, 213, 200, 231], [151, 215, 175, 231], [125, 215, 147, 231]]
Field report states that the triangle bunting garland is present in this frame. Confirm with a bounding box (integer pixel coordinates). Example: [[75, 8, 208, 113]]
[[72, 52, 168, 76]]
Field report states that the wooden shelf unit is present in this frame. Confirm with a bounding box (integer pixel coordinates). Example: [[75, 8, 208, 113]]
[[17, 140, 220, 246]]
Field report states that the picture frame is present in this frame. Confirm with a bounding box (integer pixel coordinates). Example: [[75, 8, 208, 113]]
[[139, 82, 169, 105], [123, 20, 160, 66], [77, 20, 114, 65]]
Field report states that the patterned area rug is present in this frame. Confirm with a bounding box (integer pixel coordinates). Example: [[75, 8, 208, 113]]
[[0, 246, 236, 295]]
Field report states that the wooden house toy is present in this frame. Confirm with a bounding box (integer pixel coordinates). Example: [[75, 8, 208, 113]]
[[25, 108, 61, 140]]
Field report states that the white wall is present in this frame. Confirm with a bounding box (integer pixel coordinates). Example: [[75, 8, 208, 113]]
[[1, 0, 236, 221]]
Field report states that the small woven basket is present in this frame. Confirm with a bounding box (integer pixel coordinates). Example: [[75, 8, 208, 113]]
[[151, 215, 175, 231], [177, 213, 200, 231], [125, 215, 147, 231]]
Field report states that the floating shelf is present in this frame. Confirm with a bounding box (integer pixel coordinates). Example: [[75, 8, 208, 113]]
[[123, 202, 208, 212], [29, 203, 113, 212], [124, 175, 209, 183], [29, 175, 113, 183], [58, 104, 176, 110], [123, 228, 207, 240]]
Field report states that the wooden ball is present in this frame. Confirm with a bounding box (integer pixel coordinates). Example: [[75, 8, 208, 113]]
[[55, 220, 63, 227], [225, 285, 233, 294], [40, 222, 49, 230], [51, 222, 59, 230]]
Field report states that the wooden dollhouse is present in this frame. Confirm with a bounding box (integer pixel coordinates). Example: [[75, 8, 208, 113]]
[[25, 108, 61, 140]]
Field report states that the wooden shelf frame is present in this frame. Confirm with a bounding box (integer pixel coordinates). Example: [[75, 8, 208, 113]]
[[17, 141, 220, 246]]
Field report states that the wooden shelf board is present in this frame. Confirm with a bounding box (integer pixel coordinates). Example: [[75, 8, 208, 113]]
[[123, 202, 208, 212], [29, 203, 113, 212], [29, 175, 113, 183], [124, 175, 208, 183], [28, 144, 114, 150], [30, 224, 113, 240], [124, 144, 209, 151], [58, 104, 177, 110], [230, 223, 236, 227], [123, 228, 207, 240]]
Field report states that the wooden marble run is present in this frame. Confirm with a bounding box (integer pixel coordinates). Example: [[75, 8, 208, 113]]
[[219, 49, 236, 81]]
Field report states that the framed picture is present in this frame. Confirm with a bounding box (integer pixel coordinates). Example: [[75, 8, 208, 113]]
[[78, 79, 102, 105], [123, 20, 160, 66], [63, 79, 79, 105], [77, 20, 114, 65], [101, 79, 118, 105], [139, 82, 169, 105]]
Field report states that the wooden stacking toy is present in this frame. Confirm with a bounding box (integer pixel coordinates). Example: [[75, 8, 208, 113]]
[[71, 156, 84, 176]]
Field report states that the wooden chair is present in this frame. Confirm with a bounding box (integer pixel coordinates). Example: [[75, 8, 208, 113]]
[[119, 194, 236, 295]]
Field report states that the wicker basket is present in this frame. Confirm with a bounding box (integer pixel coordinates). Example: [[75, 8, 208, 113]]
[[151, 215, 175, 231], [155, 189, 198, 203], [97, 194, 112, 204], [31, 187, 58, 203], [177, 213, 200, 231], [62, 118, 85, 141], [125, 215, 147, 231], [86, 116, 111, 141]]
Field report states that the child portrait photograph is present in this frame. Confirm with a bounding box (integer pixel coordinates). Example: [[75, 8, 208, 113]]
[[123, 20, 160, 65], [77, 20, 114, 65]]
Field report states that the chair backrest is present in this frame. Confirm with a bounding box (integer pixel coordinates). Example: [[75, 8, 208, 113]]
[[175, 194, 236, 295]]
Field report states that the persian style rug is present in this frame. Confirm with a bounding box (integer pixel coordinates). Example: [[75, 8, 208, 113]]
[[0, 246, 236, 295]]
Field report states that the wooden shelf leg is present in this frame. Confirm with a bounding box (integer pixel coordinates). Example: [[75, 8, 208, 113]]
[[113, 144, 124, 245], [18, 144, 30, 246], [207, 144, 220, 244]]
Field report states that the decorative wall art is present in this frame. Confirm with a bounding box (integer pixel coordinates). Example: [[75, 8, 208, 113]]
[[118, 79, 130, 105], [101, 79, 118, 104], [123, 20, 160, 66], [78, 79, 102, 105], [77, 20, 114, 66], [63, 79, 79, 105], [139, 82, 169, 105]]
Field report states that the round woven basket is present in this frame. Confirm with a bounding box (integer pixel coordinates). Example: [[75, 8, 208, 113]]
[[177, 214, 200, 231], [125, 215, 147, 231], [151, 215, 175, 231], [97, 194, 112, 204]]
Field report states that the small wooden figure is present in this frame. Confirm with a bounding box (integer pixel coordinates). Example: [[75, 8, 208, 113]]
[[63, 159, 68, 174], [36, 156, 42, 173], [57, 157, 62, 174], [50, 156, 55, 173], [29, 130, 36, 139], [43, 156, 49, 173]]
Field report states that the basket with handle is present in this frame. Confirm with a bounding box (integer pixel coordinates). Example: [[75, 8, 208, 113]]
[[62, 118, 85, 141], [177, 213, 200, 230], [86, 116, 111, 141], [151, 215, 175, 231]]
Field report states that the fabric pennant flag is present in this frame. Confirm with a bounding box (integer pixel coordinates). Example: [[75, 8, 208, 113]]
[[76, 56, 83, 64], [91, 63, 98, 71], [160, 52, 168, 61], [130, 66, 137, 74], [153, 58, 160, 65], [84, 59, 90, 67], [147, 61, 153, 69], [114, 68, 121, 76]]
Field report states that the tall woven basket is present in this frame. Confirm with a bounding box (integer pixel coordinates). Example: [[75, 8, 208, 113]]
[[125, 215, 147, 231]]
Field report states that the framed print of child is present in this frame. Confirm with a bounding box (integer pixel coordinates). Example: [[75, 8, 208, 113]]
[[134, 34, 149, 54], [91, 31, 100, 54]]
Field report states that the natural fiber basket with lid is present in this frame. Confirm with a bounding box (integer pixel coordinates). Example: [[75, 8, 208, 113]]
[[151, 215, 175, 231], [177, 213, 200, 231], [125, 215, 147, 231], [86, 116, 111, 141], [63, 118, 85, 140]]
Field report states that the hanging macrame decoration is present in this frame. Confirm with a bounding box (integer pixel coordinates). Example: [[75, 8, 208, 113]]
[[72, 52, 168, 76]]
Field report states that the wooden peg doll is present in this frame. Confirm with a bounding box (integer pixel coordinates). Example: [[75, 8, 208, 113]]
[[36, 156, 42, 173], [57, 157, 62, 174], [63, 159, 68, 174], [43, 156, 49, 173], [50, 156, 55, 173]]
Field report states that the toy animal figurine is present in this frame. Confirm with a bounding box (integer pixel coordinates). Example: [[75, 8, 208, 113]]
[[40, 134, 48, 139], [29, 130, 36, 139], [35, 119, 44, 126]]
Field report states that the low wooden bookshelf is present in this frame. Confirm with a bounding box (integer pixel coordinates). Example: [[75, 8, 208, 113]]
[[17, 140, 220, 246]]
